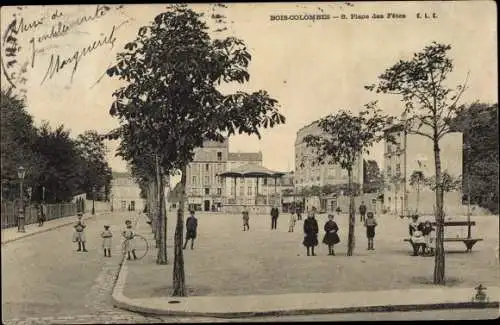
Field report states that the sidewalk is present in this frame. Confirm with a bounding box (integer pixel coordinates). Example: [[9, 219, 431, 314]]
[[1, 212, 107, 245], [112, 214, 499, 318]]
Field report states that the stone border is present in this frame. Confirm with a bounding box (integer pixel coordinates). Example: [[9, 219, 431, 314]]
[[111, 256, 498, 318]]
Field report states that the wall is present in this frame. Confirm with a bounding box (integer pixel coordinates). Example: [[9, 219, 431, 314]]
[[1, 202, 77, 229]]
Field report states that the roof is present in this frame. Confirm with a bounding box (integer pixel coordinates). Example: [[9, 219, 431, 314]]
[[227, 152, 262, 161], [218, 164, 285, 178]]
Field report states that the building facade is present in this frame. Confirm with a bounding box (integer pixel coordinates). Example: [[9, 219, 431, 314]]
[[185, 139, 229, 212], [383, 127, 463, 215], [110, 172, 144, 212], [294, 121, 364, 192]]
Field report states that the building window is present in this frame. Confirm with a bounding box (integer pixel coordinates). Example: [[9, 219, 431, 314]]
[[217, 188, 222, 195], [387, 167, 392, 176], [205, 164, 209, 171], [204, 176, 209, 184], [248, 186, 252, 196], [263, 178, 268, 185], [205, 188, 210, 195], [239, 186, 244, 196], [192, 176, 197, 184], [316, 176, 320, 181], [396, 163, 401, 176], [217, 152, 222, 161]]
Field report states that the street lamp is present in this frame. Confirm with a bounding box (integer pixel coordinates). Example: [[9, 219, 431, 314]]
[[110, 194, 114, 212], [92, 186, 96, 215], [17, 166, 26, 232]]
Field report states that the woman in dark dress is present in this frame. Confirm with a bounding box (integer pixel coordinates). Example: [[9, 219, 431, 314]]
[[303, 208, 319, 256], [323, 214, 340, 256]]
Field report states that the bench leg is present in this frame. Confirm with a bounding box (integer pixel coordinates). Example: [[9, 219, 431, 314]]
[[464, 241, 477, 252]]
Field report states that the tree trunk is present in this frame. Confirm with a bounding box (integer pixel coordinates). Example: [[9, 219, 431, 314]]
[[172, 166, 187, 296], [157, 169, 168, 264], [347, 168, 355, 256], [433, 140, 446, 285], [416, 181, 420, 214]]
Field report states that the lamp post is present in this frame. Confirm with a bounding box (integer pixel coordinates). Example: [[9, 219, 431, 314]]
[[17, 166, 26, 232], [91, 186, 96, 215], [110, 193, 114, 212]]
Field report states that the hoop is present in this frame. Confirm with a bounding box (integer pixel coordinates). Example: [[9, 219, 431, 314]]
[[121, 233, 149, 260]]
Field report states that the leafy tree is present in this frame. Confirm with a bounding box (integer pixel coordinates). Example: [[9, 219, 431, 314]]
[[409, 170, 425, 214], [303, 104, 393, 256], [425, 171, 462, 193], [367, 42, 469, 284], [33, 122, 83, 203], [363, 159, 384, 193], [0, 90, 43, 202], [451, 102, 498, 213], [75, 130, 112, 201], [106, 5, 284, 296]]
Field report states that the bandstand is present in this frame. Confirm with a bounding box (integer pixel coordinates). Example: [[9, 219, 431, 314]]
[[218, 164, 285, 214]]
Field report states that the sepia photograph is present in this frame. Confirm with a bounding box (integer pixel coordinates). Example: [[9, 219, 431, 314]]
[[1, 1, 498, 323]]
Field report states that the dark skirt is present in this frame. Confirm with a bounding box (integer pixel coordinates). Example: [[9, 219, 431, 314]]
[[186, 230, 197, 239], [366, 226, 375, 238], [303, 234, 318, 247], [323, 232, 340, 245]]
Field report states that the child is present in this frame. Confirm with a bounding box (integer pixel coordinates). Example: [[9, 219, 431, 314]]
[[288, 207, 297, 232], [302, 208, 319, 256], [364, 212, 378, 250], [322, 214, 340, 256], [422, 220, 435, 256], [184, 210, 198, 250], [101, 225, 112, 257], [409, 215, 425, 256], [122, 220, 137, 260], [73, 213, 87, 252], [242, 206, 250, 231]]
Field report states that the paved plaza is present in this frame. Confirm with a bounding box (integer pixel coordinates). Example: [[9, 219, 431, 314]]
[[2, 210, 498, 323], [124, 210, 499, 298]]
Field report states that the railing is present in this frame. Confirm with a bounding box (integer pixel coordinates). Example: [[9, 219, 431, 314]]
[[1, 201, 77, 229]]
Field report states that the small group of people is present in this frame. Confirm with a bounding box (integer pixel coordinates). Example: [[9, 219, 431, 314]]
[[71, 213, 139, 260], [241, 204, 303, 232], [301, 207, 378, 256], [409, 215, 435, 256]]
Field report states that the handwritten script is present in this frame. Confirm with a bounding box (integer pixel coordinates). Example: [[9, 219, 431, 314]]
[[1, 5, 126, 87]]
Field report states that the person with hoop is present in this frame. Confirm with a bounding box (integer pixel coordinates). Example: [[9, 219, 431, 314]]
[[122, 220, 137, 260]]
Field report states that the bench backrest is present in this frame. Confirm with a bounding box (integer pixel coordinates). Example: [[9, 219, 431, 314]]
[[430, 221, 476, 227]]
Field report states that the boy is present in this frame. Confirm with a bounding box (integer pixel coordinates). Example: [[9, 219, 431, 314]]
[[184, 210, 198, 250], [364, 212, 378, 250], [242, 206, 250, 231]]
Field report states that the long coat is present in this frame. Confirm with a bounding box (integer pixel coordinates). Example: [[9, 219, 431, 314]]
[[186, 216, 198, 239], [303, 217, 319, 247], [271, 208, 279, 218], [322, 220, 340, 245]]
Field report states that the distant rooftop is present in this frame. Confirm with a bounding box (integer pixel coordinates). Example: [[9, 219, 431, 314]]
[[228, 152, 263, 161]]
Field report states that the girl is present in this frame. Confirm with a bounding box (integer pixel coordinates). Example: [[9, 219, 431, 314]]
[[73, 213, 87, 252], [288, 207, 297, 232], [322, 214, 340, 255], [101, 225, 112, 257], [122, 220, 137, 260], [302, 208, 319, 256], [422, 220, 435, 256], [409, 215, 425, 256], [364, 212, 378, 250]]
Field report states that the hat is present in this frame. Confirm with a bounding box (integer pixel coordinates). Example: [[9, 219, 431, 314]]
[[104, 225, 110, 228], [77, 212, 83, 217]]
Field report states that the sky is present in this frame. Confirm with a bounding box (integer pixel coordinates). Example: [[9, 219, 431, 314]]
[[1, 2, 497, 187]]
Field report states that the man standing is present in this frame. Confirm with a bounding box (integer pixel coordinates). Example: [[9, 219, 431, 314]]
[[270, 205, 279, 230], [184, 210, 198, 250], [242, 205, 250, 231], [359, 201, 367, 223]]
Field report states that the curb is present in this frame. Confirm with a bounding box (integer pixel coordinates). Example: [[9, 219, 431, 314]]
[[111, 246, 498, 318], [1, 213, 105, 245]]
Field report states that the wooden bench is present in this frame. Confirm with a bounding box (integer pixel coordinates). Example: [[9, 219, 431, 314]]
[[404, 220, 483, 253]]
